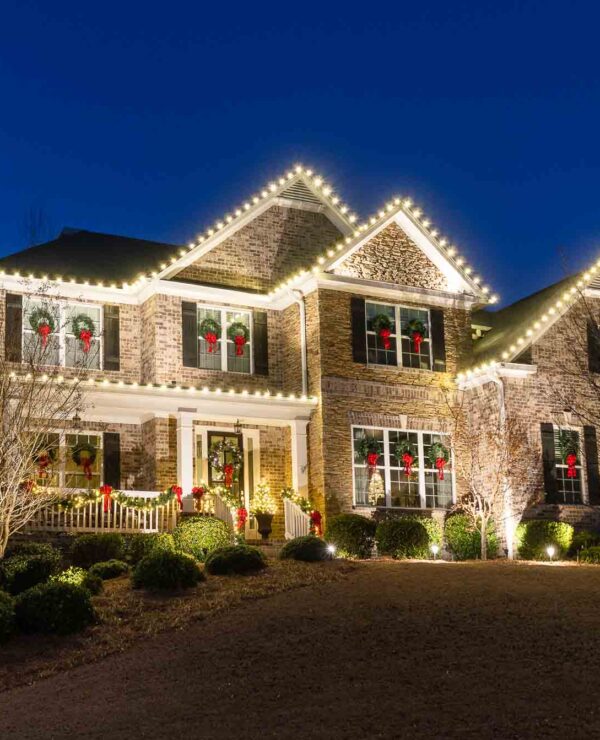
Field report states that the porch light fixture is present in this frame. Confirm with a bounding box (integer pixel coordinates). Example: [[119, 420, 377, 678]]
[[234, 419, 242, 435], [72, 411, 82, 431]]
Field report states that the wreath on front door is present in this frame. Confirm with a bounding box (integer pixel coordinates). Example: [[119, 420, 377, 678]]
[[209, 440, 243, 488]]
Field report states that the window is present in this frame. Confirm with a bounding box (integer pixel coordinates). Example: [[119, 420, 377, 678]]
[[352, 426, 453, 509], [366, 302, 432, 370], [23, 299, 102, 369], [553, 427, 584, 504], [198, 306, 252, 374], [31, 432, 102, 490]]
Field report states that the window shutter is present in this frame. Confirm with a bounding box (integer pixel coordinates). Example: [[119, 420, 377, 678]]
[[430, 309, 446, 372], [584, 426, 600, 505], [588, 320, 600, 373], [351, 297, 367, 364], [103, 305, 120, 371], [103, 432, 121, 489], [5, 293, 22, 362], [252, 310, 269, 376], [541, 423, 558, 503], [182, 301, 198, 368]]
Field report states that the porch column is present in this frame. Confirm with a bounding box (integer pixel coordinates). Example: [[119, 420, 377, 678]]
[[290, 419, 309, 499], [176, 412, 195, 513]]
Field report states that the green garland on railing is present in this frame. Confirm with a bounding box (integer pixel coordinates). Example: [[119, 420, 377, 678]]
[[55, 486, 177, 512], [281, 486, 312, 513]]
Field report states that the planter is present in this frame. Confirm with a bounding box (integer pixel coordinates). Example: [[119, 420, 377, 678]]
[[254, 513, 274, 541]]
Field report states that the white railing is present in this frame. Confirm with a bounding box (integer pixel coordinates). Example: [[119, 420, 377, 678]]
[[27, 490, 179, 534], [284, 497, 311, 539], [213, 493, 235, 531]]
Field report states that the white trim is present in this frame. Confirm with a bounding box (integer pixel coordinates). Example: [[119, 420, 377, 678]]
[[458, 362, 538, 390]]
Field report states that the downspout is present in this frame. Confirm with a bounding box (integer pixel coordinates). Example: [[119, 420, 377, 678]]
[[490, 373, 515, 558], [287, 288, 308, 397]]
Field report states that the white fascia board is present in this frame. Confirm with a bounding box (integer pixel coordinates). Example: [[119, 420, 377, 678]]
[[0, 275, 138, 305], [458, 362, 537, 390], [138, 279, 273, 309]]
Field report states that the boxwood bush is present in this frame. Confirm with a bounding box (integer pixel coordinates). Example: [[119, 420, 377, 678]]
[[70, 533, 125, 568], [124, 532, 175, 564], [376, 517, 431, 559], [445, 514, 498, 560], [6, 541, 59, 559], [579, 546, 600, 564], [50, 566, 104, 595], [173, 516, 232, 561], [0, 591, 15, 643], [325, 514, 376, 559], [132, 550, 204, 590], [279, 535, 330, 562], [0, 549, 61, 595], [15, 582, 96, 635], [205, 545, 267, 575], [570, 530, 600, 556], [89, 559, 130, 580], [516, 520, 574, 560]]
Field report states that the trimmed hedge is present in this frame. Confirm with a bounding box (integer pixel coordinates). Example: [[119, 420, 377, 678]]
[[570, 530, 600, 555], [445, 514, 498, 560], [376, 517, 430, 559], [0, 591, 15, 643], [325, 514, 376, 559], [173, 516, 232, 561], [516, 520, 574, 560], [205, 545, 267, 575], [50, 566, 104, 595], [6, 542, 59, 559], [124, 533, 175, 564], [279, 536, 330, 562], [15, 582, 96, 635], [89, 559, 130, 580], [132, 550, 204, 590], [70, 533, 125, 568], [0, 550, 61, 595], [579, 546, 600, 564]]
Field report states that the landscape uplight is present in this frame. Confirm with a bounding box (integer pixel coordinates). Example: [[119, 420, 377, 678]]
[[431, 544, 440, 559], [546, 545, 556, 560]]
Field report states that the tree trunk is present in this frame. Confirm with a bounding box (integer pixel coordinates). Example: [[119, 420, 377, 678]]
[[480, 524, 487, 561]]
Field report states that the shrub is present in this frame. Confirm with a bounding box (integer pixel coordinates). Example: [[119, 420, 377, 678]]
[[174, 516, 232, 561], [279, 535, 330, 562], [445, 514, 498, 560], [516, 520, 574, 560], [70, 533, 125, 568], [49, 566, 104, 595], [325, 514, 376, 559], [376, 517, 431, 559], [0, 591, 15, 643], [205, 545, 267, 575], [89, 559, 129, 580], [132, 550, 204, 590], [0, 550, 61, 595], [15, 582, 96, 635], [579, 546, 600, 564], [570, 530, 600, 555], [124, 533, 176, 564], [6, 541, 58, 559]]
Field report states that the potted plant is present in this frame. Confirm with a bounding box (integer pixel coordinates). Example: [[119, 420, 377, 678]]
[[251, 482, 277, 540]]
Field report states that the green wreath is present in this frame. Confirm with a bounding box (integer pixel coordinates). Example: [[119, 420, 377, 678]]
[[209, 440, 243, 487], [371, 313, 393, 333], [71, 313, 95, 337], [428, 442, 449, 468], [227, 321, 250, 342], [29, 306, 56, 334], [406, 318, 427, 339], [356, 436, 381, 463], [557, 430, 579, 464], [71, 442, 98, 476], [199, 317, 221, 337], [394, 440, 418, 475]]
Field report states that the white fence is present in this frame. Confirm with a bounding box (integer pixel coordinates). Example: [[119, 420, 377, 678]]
[[213, 493, 235, 531], [284, 497, 311, 539], [27, 490, 178, 534]]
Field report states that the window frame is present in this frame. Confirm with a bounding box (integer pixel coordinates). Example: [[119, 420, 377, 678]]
[[197, 304, 254, 374], [31, 429, 104, 491], [364, 300, 434, 370], [552, 424, 587, 504], [351, 424, 455, 510]]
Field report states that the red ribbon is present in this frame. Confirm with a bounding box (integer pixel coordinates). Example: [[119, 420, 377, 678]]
[[379, 327, 392, 350], [38, 323, 51, 348], [172, 485, 183, 509], [100, 484, 113, 513], [236, 506, 248, 531], [79, 329, 92, 352], [310, 510, 322, 537], [412, 331, 423, 353], [402, 452, 414, 476], [435, 457, 446, 480], [83, 460, 93, 480], [192, 486, 205, 499], [204, 332, 218, 353], [37, 453, 50, 479], [566, 453, 578, 478], [234, 334, 246, 356], [224, 463, 234, 488], [366, 452, 379, 471]]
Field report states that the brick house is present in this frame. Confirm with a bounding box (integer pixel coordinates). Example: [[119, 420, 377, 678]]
[[2, 164, 597, 546]]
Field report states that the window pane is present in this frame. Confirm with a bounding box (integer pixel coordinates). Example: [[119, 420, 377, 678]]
[[198, 307, 222, 370], [553, 429, 582, 504], [33, 433, 60, 488], [353, 428, 385, 506], [423, 433, 453, 508], [366, 303, 397, 366], [65, 336, 101, 369], [400, 307, 431, 370], [65, 433, 102, 489], [24, 332, 60, 365], [226, 311, 251, 374]]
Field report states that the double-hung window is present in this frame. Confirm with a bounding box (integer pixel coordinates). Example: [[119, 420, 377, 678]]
[[352, 426, 453, 509], [553, 427, 584, 504], [32, 431, 103, 490], [198, 306, 252, 374], [365, 301, 432, 370]]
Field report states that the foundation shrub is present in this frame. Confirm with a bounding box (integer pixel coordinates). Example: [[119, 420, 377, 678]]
[[204, 545, 267, 575], [516, 520, 573, 560], [15, 582, 96, 635], [132, 550, 204, 590], [445, 514, 498, 560], [70, 533, 125, 568], [173, 516, 232, 561], [324, 514, 376, 559], [279, 536, 330, 562]]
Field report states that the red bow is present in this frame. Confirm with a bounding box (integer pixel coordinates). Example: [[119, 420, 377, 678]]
[[402, 452, 414, 477], [234, 335, 246, 356], [412, 331, 423, 353], [37, 452, 50, 478], [171, 485, 183, 509], [192, 486, 205, 499], [236, 506, 248, 531], [379, 327, 392, 350], [366, 452, 379, 471], [435, 457, 446, 480], [38, 323, 51, 348], [79, 329, 92, 353], [566, 453, 578, 478], [223, 463, 234, 488], [100, 484, 113, 513], [204, 332, 218, 353], [310, 510, 322, 537]]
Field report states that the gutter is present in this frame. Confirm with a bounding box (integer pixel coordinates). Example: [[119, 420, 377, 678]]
[[288, 288, 308, 397]]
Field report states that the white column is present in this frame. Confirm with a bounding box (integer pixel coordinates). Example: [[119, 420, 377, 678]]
[[176, 413, 195, 513], [290, 419, 309, 498]]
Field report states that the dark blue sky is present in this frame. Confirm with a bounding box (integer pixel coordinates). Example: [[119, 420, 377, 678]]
[[1, 0, 599, 305]]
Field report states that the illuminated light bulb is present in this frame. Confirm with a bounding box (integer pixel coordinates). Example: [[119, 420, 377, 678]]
[[387, 202, 394, 211], [340, 205, 348, 214], [502, 351, 509, 359], [378, 210, 385, 218], [305, 169, 313, 177], [473, 276, 481, 284], [269, 183, 277, 192], [229, 389, 235, 395], [577, 280, 584, 288], [318, 256, 325, 265], [323, 186, 332, 196], [170, 257, 177, 263], [235, 209, 241, 217], [295, 165, 302, 173], [457, 372, 465, 381], [422, 219, 431, 228], [464, 267, 472, 275], [216, 221, 224, 229], [276, 392, 283, 398], [517, 337, 524, 344], [541, 314, 548, 322], [456, 257, 464, 266], [431, 229, 439, 238], [526, 329, 533, 337], [584, 272, 591, 280], [510, 345, 516, 352], [534, 322, 541, 330], [202, 386, 209, 393], [278, 178, 285, 185], [312, 266, 319, 273], [215, 388, 222, 394], [489, 295, 498, 304], [370, 217, 377, 225], [313, 177, 322, 187], [482, 286, 489, 294], [244, 202, 251, 210], [447, 247, 456, 257], [261, 190, 268, 198], [327, 250, 334, 257], [207, 229, 214, 236], [255, 390, 261, 397], [345, 237, 352, 243], [349, 214, 357, 223], [439, 238, 447, 247], [403, 198, 413, 208], [336, 244, 343, 251], [548, 307, 556, 315], [252, 197, 259, 205]]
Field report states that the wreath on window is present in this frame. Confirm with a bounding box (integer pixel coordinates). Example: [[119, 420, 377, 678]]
[[71, 441, 98, 480], [34, 443, 57, 478], [71, 313, 96, 353], [357, 436, 381, 473], [29, 306, 56, 349], [406, 318, 427, 354], [199, 317, 221, 354], [372, 313, 394, 350], [557, 430, 579, 479], [227, 321, 250, 356], [394, 440, 417, 477], [428, 441, 450, 480], [209, 440, 243, 488]]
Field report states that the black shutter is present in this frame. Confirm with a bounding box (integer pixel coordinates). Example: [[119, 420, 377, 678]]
[[182, 301, 198, 368], [103, 432, 121, 489], [253, 310, 269, 376], [584, 426, 600, 505], [430, 309, 446, 372], [588, 320, 600, 373], [351, 297, 367, 363], [103, 305, 120, 371], [541, 423, 558, 503], [5, 293, 22, 362]]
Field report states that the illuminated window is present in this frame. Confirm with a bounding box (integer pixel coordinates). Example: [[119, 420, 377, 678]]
[[365, 301, 432, 370], [197, 306, 252, 374]]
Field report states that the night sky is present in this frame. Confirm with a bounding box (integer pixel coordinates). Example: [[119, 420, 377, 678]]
[[1, 0, 599, 305]]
